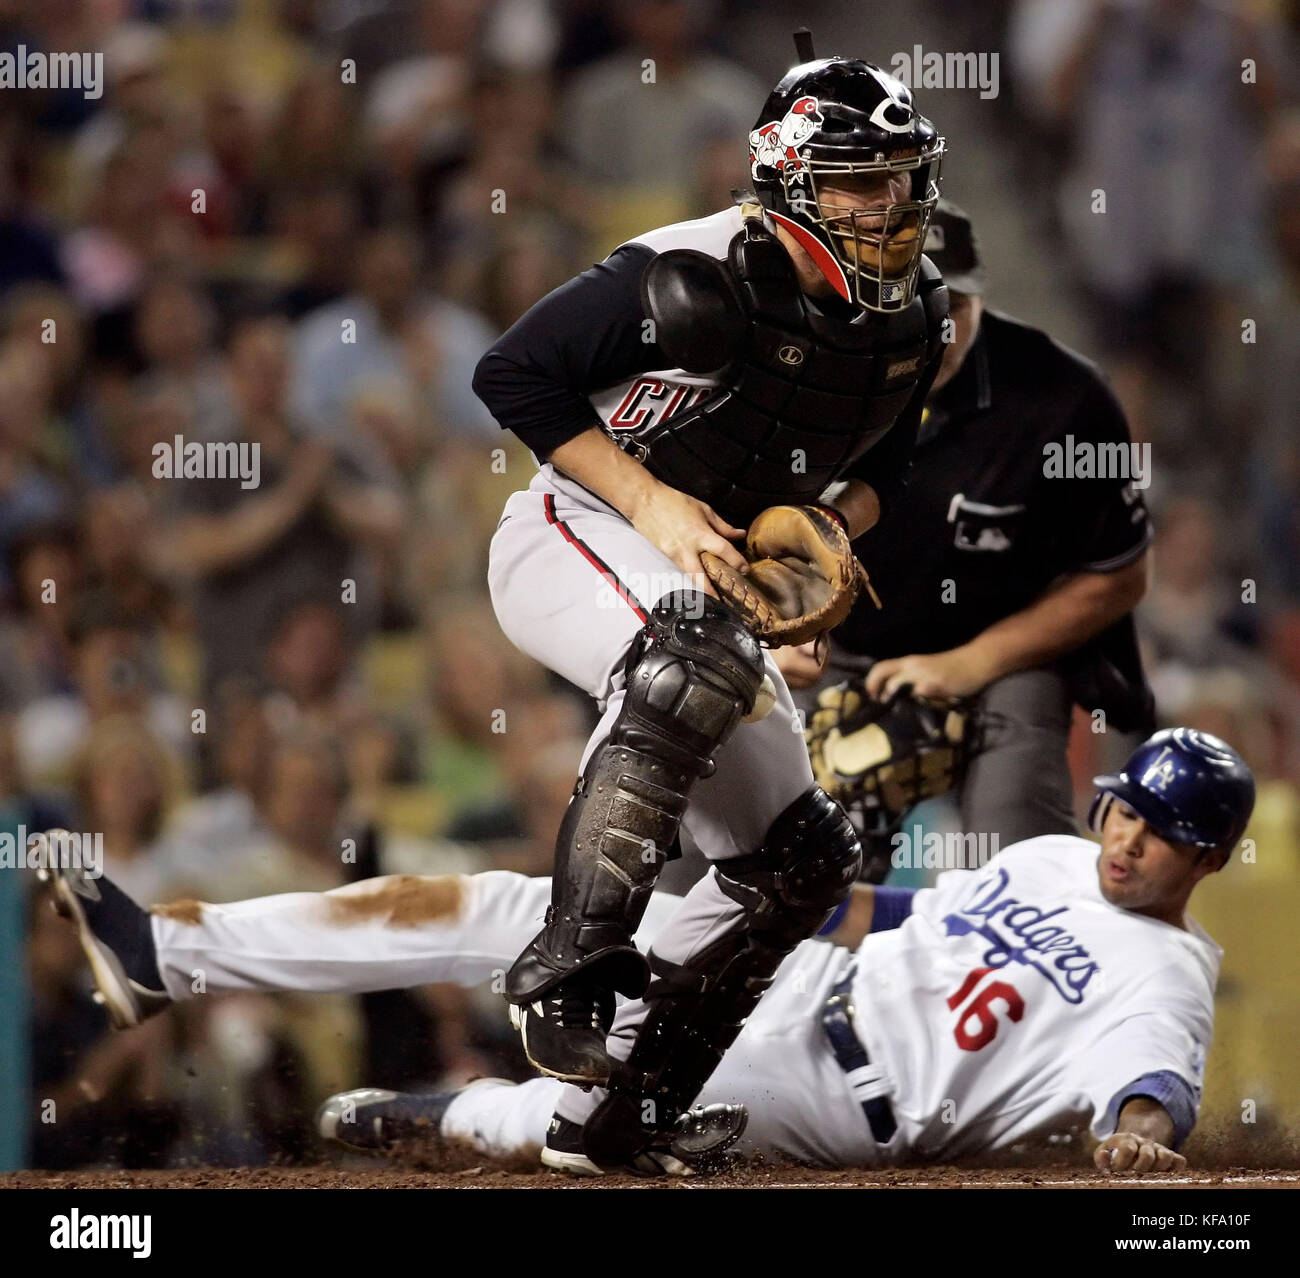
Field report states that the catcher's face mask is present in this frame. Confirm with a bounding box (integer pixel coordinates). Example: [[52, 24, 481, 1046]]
[[749, 53, 945, 314], [783, 151, 942, 312]]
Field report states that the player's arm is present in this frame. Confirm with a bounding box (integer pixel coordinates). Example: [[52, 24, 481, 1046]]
[[1081, 988, 1207, 1177], [472, 247, 749, 582], [867, 374, 1151, 702], [822, 479, 881, 541], [1094, 1096, 1186, 1176], [547, 428, 749, 582], [818, 883, 916, 949], [472, 244, 662, 460]]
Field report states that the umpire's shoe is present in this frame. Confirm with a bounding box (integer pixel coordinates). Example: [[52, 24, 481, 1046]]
[[318, 1080, 513, 1153], [542, 1103, 748, 1177], [38, 846, 170, 1030]]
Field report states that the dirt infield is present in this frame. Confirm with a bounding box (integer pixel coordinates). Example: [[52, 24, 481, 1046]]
[[5, 1164, 1296, 1190], [7, 1116, 1296, 1190]]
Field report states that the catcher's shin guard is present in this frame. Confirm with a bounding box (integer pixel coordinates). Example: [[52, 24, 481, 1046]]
[[505, 592, 765, 1077], [582, 786, 861, 1167]]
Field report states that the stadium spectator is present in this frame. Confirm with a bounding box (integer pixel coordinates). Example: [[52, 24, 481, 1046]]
[[0, 522, 81, 712], [558, 0, 762, 202], [16, 589, 189, 789], [1049, 0, 1283, 455], [72, 714, 184, 905], [292, 225, 499, 443]]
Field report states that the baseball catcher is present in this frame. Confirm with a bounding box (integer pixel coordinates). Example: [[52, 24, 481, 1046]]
[[468, 30, 948, 1169]]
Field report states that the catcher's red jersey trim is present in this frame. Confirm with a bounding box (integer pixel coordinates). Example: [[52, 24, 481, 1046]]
[[543, 494, 649, 622]]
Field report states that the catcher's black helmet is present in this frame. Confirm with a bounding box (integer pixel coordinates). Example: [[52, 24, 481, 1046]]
[[749, 37, 944, 313]]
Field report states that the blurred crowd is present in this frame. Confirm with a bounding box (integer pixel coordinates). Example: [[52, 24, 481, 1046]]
[[3, 0, 1298, 1169]]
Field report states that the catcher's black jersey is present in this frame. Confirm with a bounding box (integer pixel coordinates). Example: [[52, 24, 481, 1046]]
[[838, 309, 1152, 660], [473, 206, 936, 526]]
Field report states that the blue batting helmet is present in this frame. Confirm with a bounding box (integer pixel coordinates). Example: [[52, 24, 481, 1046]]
[[1088, 728, 1256, 852]]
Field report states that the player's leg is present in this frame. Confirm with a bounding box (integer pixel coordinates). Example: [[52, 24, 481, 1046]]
[[489, 483, 770, 1083], [386, 1077, 566, 1162], [38, 859, 684, 1023], [500, 589, 768, 1082], [442, 937, 872, 1172], [151, 871, 552, 998], [959, 667, 1075, 846], [692, 935, 882, 1168], [318, 1077, 564, 1161]]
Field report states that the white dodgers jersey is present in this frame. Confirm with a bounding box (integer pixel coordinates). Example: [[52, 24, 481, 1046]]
[[851, 835, 1221, 1159]]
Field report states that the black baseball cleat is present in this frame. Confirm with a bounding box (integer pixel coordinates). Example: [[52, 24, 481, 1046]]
[[38, 852, 170, 1030], [317, 1079, 514, 1154], [542, 1103, 748, 1177], [542, 1114, 687, 1177], [508, 979, 616, 1085]]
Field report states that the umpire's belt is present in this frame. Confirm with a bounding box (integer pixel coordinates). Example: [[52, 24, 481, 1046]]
[[822, 968, 897, 1145]]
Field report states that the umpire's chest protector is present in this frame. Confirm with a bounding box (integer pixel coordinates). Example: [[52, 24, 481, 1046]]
[[635, 208, 945, 528]]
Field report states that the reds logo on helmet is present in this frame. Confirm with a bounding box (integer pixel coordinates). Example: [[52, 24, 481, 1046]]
[[748, 95, 823, 181], [867, 72, 916, 133]]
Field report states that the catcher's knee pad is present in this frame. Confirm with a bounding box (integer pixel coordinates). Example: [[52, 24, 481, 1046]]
[[505, 592, 765, 1005], [618, 589, 766, 769], [716, 786, 863, 940]]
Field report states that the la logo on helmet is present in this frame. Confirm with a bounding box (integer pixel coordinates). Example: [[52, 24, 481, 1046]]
[[1141, 747, 1178, 791]]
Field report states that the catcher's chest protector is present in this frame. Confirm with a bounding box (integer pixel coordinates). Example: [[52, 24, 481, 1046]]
[[636, 206, 942, 528]]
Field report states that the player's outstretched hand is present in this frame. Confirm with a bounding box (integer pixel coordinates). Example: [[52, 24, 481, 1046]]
[[1093, 1132, 1187, 1177], [630, 484, 749, 597]]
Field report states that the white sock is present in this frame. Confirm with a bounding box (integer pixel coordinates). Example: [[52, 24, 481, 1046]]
[[440, 1077, 566, 1160]]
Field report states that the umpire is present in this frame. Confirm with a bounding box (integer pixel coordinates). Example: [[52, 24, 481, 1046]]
[[781, 201, 1155, 854]]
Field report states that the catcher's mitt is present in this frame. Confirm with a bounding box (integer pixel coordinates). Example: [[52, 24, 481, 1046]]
[[805, 680, 971, 882], [700, 504, 879, 647]]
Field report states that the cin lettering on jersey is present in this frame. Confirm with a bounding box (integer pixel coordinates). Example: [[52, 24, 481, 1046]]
[[940, 868, 1099, 1004], [607, 379, 709, 434]]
